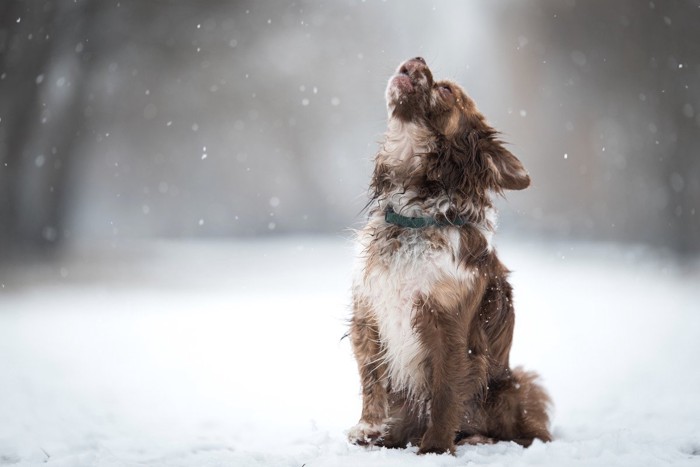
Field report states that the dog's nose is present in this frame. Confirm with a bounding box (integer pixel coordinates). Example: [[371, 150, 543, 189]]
[[399, 57, 428, 76]]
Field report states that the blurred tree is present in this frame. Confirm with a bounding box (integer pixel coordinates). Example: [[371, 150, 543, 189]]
[[0, 1, 100, 254]]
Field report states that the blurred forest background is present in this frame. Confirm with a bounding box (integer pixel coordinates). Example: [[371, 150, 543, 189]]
[[1, 0, 699, 257]]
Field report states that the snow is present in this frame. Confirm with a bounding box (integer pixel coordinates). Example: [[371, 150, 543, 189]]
[[1, 237, 699, 466]]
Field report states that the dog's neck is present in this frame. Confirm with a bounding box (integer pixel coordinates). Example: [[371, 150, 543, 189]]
[[373, 117, 496, 240], [382, 119, 434, 161]]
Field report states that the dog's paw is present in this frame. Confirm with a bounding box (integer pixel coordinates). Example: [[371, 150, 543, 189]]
[[418, 431, 455, 455], [417, 445, 454, 455], [455, 434, 495, 446], [347, 421, 386, 446]]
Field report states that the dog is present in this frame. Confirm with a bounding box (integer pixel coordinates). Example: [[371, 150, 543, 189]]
[[347, 57, 551, 455]]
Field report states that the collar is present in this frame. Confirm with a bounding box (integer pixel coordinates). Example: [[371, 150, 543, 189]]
[[384, 207, 469, 228]]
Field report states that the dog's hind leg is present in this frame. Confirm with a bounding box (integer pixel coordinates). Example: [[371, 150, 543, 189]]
[[480, 368, 552, 446]]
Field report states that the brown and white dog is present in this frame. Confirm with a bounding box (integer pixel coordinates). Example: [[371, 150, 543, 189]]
[[347, 57, 551, 455]]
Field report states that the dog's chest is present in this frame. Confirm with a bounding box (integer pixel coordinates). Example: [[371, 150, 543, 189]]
[[355, 229, 468, 394]]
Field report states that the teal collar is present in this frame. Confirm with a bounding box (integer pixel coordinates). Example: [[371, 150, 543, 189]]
[[384, 207, 468, 228]]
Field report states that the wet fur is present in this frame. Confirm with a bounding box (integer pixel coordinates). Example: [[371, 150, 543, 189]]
[[348, 58, 551, 454]]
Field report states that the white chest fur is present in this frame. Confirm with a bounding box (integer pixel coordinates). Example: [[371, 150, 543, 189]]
[[353, 227, 473, 397]]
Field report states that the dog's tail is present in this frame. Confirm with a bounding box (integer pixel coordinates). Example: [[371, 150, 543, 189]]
[[483, 366, 553, 446]]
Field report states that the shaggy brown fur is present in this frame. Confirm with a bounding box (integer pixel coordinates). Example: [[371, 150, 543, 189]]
[[347, 57, 551, 455]]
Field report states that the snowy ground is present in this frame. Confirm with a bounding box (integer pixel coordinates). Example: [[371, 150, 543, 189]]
[[1, 236, 699, 467]]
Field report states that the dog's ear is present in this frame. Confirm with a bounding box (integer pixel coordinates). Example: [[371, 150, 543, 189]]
[[482, 139, 530, 191]]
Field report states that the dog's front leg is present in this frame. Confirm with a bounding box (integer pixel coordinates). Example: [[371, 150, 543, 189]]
[[348, 300, 389, 446], [414, 311, 464, 453], [413, 288, 478, 455]]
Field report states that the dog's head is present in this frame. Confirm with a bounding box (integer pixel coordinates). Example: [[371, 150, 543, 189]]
[[383, 57, 530, 196]]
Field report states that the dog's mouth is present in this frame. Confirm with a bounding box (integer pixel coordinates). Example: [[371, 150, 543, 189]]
[[385, 57, 433, 114], [390, 73, 415, 94]]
